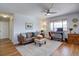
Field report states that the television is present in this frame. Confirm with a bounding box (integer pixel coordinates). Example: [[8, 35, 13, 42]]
[[57, 28, 63, 31]]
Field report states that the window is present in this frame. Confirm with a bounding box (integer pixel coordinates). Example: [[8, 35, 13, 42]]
[[54, 21, 62, 31], [63, 20, 67, 31], [50, 22, 54, 31], [50, 20, 67, 31]]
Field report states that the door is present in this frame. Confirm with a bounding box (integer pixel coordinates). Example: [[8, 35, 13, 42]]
[[0, 21, 9, 39]]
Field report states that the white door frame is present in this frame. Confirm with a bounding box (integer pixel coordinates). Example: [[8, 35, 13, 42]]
[[9, 15, 14, 40]]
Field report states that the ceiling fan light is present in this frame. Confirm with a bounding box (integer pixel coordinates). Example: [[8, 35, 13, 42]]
[[47, 13, 51, 15]]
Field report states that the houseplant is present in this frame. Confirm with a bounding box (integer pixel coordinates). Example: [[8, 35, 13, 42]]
[[69, 28, 73, 33]]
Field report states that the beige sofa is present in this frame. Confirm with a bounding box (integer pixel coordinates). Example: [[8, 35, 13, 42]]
[[17, 32, 35, 45]]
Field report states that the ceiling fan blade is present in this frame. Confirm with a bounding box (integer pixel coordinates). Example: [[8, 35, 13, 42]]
[[48, 12, 57, 14], [41, 9, 47, 13]]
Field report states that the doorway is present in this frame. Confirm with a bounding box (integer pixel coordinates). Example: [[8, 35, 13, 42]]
[[0, 14, 13, 40], [0, 20, 9, 39]]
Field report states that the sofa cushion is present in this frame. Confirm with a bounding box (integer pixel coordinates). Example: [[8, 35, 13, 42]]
[[34, 32, 39, 36], [31, 32, 35, 37], [21, 33, 26, 38], [54, 33, 62, 38], [27, 32, 32, 38]]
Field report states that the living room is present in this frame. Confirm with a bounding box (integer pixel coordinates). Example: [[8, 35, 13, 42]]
[[0, 3, 79, 56]]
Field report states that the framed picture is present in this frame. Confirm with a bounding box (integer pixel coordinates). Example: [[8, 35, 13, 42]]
[[73, 24, 78, 28], [25, 22, 33, 30], [72, 18, 78, 23]]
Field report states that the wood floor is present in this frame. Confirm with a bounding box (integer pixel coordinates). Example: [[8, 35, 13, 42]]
[[53, 42, 79, 56], [0, 39, 79, 56], [0, 39, 21, 56]]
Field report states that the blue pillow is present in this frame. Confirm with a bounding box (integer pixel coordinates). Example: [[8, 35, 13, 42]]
[[32, 32, 35, 37], [26, 33, 28, 38]]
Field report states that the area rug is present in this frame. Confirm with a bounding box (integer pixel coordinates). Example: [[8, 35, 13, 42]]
[[16, 40, 62, 56]]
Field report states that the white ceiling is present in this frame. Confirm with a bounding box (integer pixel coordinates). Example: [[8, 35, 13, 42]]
[[0, 3, 79, 17]]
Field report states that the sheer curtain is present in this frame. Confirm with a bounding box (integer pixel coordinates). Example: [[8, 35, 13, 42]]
[[50, 20, 67, 32]]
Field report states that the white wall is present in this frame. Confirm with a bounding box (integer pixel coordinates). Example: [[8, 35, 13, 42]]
[[12, 13, 40, 44], [67, 13, 79, 33], [47, 13, 79, 38]]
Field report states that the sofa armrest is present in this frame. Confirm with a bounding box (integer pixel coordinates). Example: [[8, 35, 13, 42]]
[[18, 34, 26, 44]]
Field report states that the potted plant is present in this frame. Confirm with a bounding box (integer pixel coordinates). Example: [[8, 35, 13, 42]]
[[69, 28, 73, 33]]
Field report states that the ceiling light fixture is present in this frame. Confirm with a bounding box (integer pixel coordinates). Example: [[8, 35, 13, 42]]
[[2, 15, 9, 18], [46, 13, 51, 16]]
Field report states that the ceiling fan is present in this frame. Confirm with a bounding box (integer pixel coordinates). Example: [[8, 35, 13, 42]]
[[41, 4, 56, 15]]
